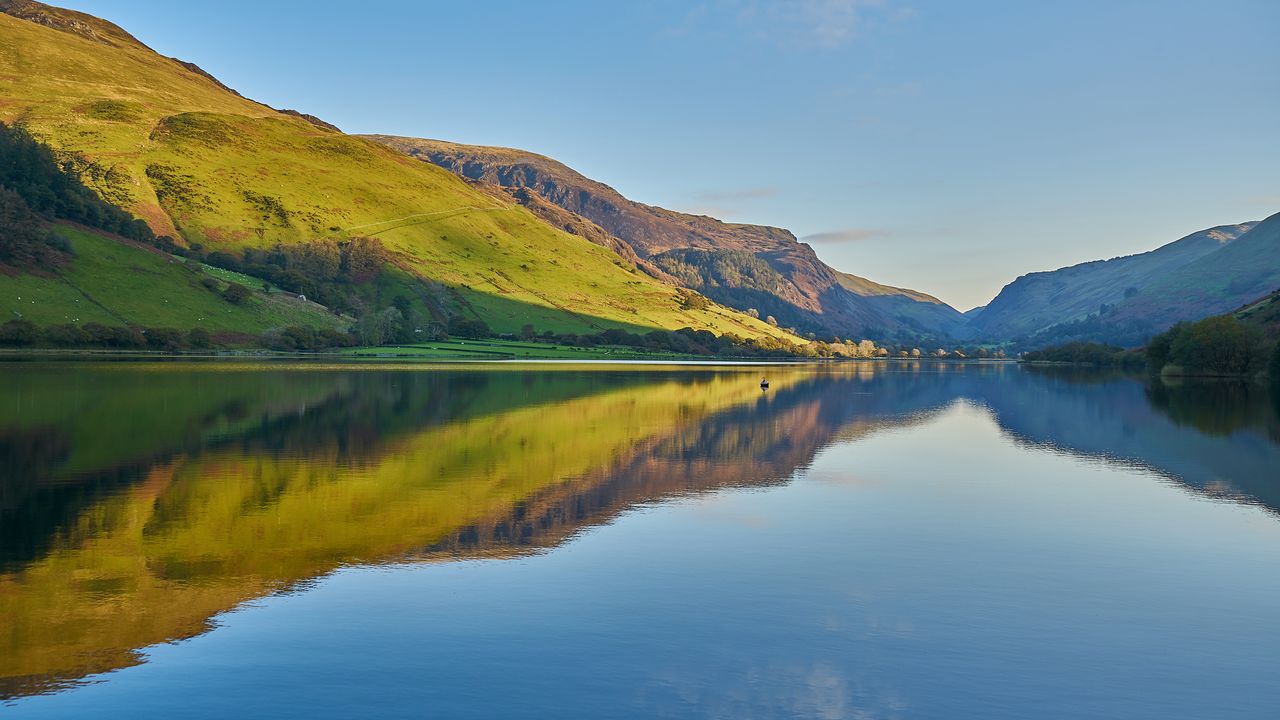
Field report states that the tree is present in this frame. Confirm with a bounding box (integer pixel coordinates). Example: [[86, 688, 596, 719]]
[[286, 239, 341, 282], [145, 327, 185, 351], [0, 186, 60, 269], [448, 316, 491, 340], [0, 319, 38, 346], [1167, 316, 1264, 376], [43, 323, 89, 346], [340, 236, 386, 283], [1146, 323, 1184, 373], [1270, 342, 1280, 389], [354, 307, 403, 346], [187, 327, 212, 349], [222, 282, 252, 304], [520, 323, 536, 340]]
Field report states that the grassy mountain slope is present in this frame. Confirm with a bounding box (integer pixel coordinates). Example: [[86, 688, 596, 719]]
[[1, 224, 342, 332], [1110, 211, 1280, 331], [365, 135, 964, 340], [1237, 288, 1280, 340], [967, 222, 1256, 340], [0, 4, 793, 341]]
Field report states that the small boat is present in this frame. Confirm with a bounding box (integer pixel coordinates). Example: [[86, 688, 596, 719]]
[[760, 378, 769, 390]]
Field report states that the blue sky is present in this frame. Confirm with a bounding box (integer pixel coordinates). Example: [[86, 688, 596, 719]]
[[63, 1, 1280, 309]]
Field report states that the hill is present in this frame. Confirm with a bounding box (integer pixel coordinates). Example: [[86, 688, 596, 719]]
[[1237, 288, 1280, 340], [967, 221, 1256, 342], [1, 224, 344, 335], [364, 135, 964, 341], [0, 2, 795, 343], [1109, 212, 1280, 332]]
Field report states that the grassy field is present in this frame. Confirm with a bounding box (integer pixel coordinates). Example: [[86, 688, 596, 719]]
[[0, 10, 797, 343], [342, 338, 709, 361], [0, 225, 345, 332]]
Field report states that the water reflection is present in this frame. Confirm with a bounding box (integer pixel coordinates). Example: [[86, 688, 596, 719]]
[[1, 361, 1278, 701]]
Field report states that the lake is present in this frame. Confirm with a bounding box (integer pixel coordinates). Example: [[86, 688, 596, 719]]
[[2, 361, 1278, 719]]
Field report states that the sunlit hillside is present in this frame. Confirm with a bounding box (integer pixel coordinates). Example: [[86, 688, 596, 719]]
[[0, 6, 794, 339]]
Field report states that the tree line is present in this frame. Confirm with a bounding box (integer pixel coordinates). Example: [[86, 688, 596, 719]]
[[1024, 314, 1280, 382], [1146, 316, 1274, 378], [0, 122, 158, 270]]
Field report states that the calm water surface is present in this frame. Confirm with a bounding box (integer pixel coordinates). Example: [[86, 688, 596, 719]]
[[2, 362, 1279, 718]]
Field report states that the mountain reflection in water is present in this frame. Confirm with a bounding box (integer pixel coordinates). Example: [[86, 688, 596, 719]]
[[1, 361, 1277, 702]]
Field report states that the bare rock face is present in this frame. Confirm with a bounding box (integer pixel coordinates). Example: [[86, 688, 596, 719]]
[[0, 0, 146, 47], [366, 135, 963, 341]]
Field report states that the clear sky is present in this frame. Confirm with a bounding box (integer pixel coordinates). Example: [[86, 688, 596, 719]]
[[61, 1, 1280, 310]]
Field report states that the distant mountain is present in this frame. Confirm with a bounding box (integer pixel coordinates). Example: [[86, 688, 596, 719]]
[[966, 219, 1271, 346], [365, 136, 964, 341], [1108, 212, 1280, 332]]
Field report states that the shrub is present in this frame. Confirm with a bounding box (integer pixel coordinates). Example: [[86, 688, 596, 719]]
[[0, 319, 38, 346], [187, 327, 212, 349], [145, 327, 185, 351], [83, 322, 144, 348], [222, 282, 251, 304], [0, 186, 59, 269], [447, 316, 492, 340], [1167, 316, 1266, 376], [43, 323, 89, 346], [1270, 342, 1280, 389]]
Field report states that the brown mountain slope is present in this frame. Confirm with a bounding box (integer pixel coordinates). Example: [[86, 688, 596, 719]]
[[365, 135, 963, 341]]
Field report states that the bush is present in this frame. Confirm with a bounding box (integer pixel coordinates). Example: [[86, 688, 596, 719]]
[[447, 316, 492, 340], [0, 186, 61, 269], [43, 323, 89, 346], [222, 282, 252, 304], [82, 322, 144, 348], [187, 327, 212, 348], [0, 319, 38, 346], [1166, 316, 1266, 376], [1270, 342, 1280, 389], [145, 327, 185, 351]]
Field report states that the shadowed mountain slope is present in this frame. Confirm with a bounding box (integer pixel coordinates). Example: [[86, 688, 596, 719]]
[[967, 221, 1257, 342], [1109, 212, 1280, 332]]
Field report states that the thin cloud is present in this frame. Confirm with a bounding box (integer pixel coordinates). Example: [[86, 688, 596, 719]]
[[661, 1, 912, 50], [802, 228, 885, 244], [742, 0, 908, 49], [694, 187, 778, 202]]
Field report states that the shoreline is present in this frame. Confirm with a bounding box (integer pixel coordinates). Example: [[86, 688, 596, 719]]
[[0, 348, 1022, 366]]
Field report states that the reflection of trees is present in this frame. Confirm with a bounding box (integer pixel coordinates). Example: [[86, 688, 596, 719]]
[[1145, 379, 1276, 438]]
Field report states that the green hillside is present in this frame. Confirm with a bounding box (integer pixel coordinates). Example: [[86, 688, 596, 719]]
[[0, 4, 795, 343], [1, 224, 343, 333]]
